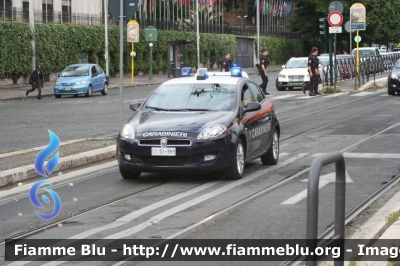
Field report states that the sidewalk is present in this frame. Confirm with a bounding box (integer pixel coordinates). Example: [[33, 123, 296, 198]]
[[0, 66, 278, 101]]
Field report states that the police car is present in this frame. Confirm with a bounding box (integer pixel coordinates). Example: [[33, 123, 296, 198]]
[[117, 67, 280, 180]]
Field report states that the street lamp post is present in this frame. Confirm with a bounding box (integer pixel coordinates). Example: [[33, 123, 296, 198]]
[[236, 15, 247, 35]]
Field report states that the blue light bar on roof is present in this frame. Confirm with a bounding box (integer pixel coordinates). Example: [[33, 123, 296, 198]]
[[231, 66, 242, 77], [196, 68, 209, 80], [181, 67, 192, 76]]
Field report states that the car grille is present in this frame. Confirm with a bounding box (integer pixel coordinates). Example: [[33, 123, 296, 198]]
[[61, 83, 76, 86], [141, 156, 189, 166], [288, 75, 304, 79], [138, 139, 192, 146]]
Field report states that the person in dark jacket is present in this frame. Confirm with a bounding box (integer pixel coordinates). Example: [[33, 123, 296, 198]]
[[259, 50, 270, 95], [26, 65, 44, 99], [221, 53, 231, 72], [307, 47, 321, 96]]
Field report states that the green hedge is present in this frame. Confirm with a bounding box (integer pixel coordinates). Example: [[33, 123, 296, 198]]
[[0, 22, 304, 81], [256, 36, 304, 64]]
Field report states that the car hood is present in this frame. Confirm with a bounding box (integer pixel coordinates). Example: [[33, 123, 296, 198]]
[[56, 76, 90, 84], [130, 110, 235, 135]]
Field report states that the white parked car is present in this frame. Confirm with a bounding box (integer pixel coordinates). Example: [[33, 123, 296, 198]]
[[275, 57, 322, 91]]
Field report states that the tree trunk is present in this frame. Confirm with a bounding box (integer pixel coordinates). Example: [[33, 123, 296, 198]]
[[243, 0, 249, 14]]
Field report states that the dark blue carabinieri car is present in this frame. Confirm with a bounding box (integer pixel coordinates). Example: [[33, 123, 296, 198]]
[[117, 68, 280, 180]]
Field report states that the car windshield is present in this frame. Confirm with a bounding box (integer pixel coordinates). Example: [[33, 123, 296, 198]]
[[143, 83, 236, 111], [61, 66, 90, 77], [395, 61, 400, 69], [319, 57, 329, 66], [285, 59, 308, 68], [351, 50, 376, 57]]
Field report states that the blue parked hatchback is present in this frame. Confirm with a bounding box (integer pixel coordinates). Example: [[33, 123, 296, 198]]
[[54, 64, 108, 98]]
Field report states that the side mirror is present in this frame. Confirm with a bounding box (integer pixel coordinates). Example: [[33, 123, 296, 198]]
[[282, 65, 286, 69], [244, 102, 261, 113], [130, 102, 141, 111]]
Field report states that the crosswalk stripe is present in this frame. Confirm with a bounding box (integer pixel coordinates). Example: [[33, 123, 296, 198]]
[[269, 94, 298, 100], [350, 92, 375, 96]]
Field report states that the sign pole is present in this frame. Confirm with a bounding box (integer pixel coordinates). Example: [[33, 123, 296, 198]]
[[334, 33, 337, 92], [132, 42, 135, 83], [119, 0, 124, 131], [149, 43, 153, 80], [329, 35, 333, 86], [356, 30, 359, 73]]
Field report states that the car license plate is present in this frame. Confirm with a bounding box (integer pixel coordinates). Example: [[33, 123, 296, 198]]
[[290, 79, 299, 82], [65, 88, 71, 91], [151, 147, 176, 156]]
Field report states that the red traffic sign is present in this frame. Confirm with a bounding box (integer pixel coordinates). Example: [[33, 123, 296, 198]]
[[328, 11, 343, 27]]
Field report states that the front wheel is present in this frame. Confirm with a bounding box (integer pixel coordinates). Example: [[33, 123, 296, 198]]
[[119, 166, 141, 179], [261, 128, 279, 165], [85, 85, 92, 97], [388, 88, 395, 96], [55, 94, 61, 98], [225, 138, 245, 180]]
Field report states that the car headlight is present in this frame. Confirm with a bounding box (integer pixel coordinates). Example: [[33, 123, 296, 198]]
[[76, 80, 87, 85], [278, 74, 286, 78], [197, 124, 227, 140], [55, 81, 61, 86], [390, 73, 398, 79], [121, 124, 135, 140]]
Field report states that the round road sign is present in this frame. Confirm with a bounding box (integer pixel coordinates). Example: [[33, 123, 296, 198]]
[[328, 1, 344, 13], [344, 21, 356, 33], [354, 36, 361, 42], [328, 11, 343, 27]]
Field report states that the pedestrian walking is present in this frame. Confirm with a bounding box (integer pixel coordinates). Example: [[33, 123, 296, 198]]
[[221, 53, 231, 72], [306, 47, 321, 96], [26, 65, 44, 99], [259, 50, 270, 95]]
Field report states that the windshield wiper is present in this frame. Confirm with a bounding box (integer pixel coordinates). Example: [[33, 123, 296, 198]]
[[145, 106, 170, 111], [172, 108, 213, 111]]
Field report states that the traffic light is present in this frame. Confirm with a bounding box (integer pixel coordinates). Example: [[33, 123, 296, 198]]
[[319, 17, 328, 37]]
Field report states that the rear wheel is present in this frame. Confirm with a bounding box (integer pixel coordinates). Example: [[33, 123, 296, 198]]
[[261, 128, 279, 165], [101, 83, 108, 95], [119, 166, 141, 179], [225, 138, 245, 180]]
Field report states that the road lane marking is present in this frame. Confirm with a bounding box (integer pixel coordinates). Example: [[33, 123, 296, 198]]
[[281, 171, 353, 205], [312, 152, 400, 159], [104, 154, 307, 239], [269, 94, 297, 100], [324, 92, 349, 97]]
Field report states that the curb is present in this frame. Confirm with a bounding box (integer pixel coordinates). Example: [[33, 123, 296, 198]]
[[0, 145, 116, 187], [356, 77, 387, 91]]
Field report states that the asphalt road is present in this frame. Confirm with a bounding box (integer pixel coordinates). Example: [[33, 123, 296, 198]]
[[1, 79, 400, 266]]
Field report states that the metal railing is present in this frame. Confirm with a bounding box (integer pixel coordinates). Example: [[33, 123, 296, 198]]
[[321, 53, 400, 89], [306, 151, 346, 266], [2, 8, 301, 39]]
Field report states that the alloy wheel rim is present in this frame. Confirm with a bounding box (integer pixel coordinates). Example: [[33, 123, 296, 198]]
[[273, 132, 279, 159], [236, 143, 244, 174]]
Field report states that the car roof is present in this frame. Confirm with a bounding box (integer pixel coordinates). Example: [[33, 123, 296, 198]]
[[67, 63, 96, 67], [352, 47, 378, 50], [289, 57, 308, 60], [161, 73, 250, 86]]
